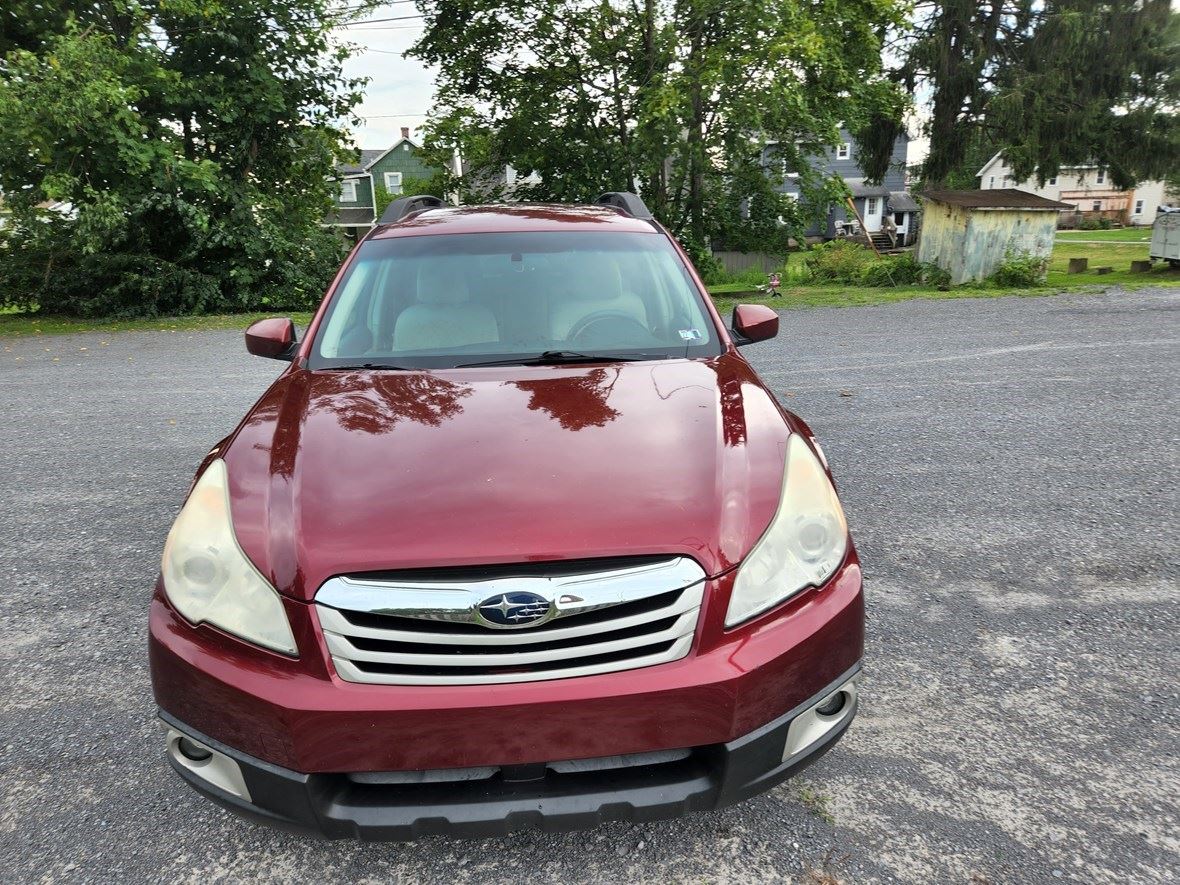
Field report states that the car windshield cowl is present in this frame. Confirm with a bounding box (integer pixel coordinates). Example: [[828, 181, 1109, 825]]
[[321, 362, 416, 371], [454, 350, 661, 369]]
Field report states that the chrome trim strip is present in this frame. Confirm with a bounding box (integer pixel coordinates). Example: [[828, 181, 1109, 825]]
[[314, 556, 706, 629], [315, 583, 704, 646], [323, 609, 698, 668], [329, 633, 695, 686]]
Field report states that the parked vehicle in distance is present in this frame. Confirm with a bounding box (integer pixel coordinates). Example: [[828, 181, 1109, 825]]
[[1150, 210, 1180, 267], [149, 192, 864, 839]]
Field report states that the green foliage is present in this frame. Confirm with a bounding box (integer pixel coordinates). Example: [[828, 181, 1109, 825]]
[[0, 1, 367, 316], [804, 240, 874, 284], [676, 235, 726, 284], [858, 254, 952, 288], [901, 1, 1180, 189], [374, 172, 449, 219], [990, 252, 1048, 288], [859, 254, 922, 287], [411, 0, 907, 249]]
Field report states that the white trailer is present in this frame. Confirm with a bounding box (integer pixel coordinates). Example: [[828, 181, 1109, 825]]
[[1150, 211, 1180, 267]]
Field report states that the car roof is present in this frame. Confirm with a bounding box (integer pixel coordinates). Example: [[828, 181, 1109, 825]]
[[368, 204, 660, 239]]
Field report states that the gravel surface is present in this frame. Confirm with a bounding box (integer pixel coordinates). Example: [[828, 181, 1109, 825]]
[[1, 287, 1177, 884]]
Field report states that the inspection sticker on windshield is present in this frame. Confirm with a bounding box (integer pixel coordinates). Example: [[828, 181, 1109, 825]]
[[679, 329, 702, 341]]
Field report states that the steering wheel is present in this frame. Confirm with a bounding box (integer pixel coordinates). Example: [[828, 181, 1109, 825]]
[[568, 310, 653, 345]]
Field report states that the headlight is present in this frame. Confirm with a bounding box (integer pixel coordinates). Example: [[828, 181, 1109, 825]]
[[161, 459, 298, 655], [726, 434, 848, 627]]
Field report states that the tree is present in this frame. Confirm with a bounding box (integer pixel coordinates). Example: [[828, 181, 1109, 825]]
[[410, 0, 907, 251], [901, 0, 1180, 188], [0, 1, 370, 316]]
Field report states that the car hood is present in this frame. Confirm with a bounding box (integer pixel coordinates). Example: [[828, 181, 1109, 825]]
[[224, 354, 792, 601]]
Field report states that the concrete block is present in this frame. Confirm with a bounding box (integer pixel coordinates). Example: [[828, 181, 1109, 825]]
[[1130, 260, 1152, 272], [1095, 266, 1113, 275], [1067, 257, 1088, 273]]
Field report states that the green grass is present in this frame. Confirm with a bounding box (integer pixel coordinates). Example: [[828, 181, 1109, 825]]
[[793, 782, 836, 825], [711, 237, 1178, 315], [0, 309, 314, 338], [1055, 227, 1153, 242]]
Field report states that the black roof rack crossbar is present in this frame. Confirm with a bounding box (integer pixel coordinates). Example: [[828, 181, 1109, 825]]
[[379, 194, 446, 225], [596, 192, 654, 220]]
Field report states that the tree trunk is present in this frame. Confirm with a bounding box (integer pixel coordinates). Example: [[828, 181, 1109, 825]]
[[686, 8, 706, 244]]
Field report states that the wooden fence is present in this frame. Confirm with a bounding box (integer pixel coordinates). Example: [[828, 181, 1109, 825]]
[[711, 251, 784, 274]]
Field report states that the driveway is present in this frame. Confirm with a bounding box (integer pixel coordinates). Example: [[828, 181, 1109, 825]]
[[1, 287, 1176, 883]]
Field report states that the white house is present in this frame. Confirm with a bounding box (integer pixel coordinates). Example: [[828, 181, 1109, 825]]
[[976, 153, 1169, 226]]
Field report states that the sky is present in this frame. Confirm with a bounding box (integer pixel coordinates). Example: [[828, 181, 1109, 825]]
[[335, 3, 436, 149], [335, 2, 931, 168]]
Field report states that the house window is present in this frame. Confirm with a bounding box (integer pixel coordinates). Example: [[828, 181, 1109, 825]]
[[1048, 176, 1057, 186], [1096, 169, 1105, 184], [836, 143, 850, 160], [866, 197, 879, 215], [383, 172, 403, 194], [339, 180, 357, 202], [989, 176, 995, 189], [1092, 200, 1102, 211], [1134, 199, 1144, 215], [894, 212, 905, 226]]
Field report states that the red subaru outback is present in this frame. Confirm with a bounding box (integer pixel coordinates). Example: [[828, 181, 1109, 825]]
[[149, 193, 864, 839]]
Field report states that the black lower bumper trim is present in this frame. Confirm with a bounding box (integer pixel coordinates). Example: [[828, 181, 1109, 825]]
[[159, 663, 860, 840]]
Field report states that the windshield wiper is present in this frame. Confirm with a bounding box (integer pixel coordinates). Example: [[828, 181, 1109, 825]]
[[455, 350, 654, 369]]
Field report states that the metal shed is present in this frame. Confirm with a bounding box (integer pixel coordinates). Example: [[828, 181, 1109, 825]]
[[917, 189, 1073, 284]]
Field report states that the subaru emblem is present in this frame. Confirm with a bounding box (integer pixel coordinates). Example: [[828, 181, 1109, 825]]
[[476, 592, 552, 628]]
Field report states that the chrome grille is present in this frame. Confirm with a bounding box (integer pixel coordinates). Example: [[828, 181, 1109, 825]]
[[314, 556, 706, 685]]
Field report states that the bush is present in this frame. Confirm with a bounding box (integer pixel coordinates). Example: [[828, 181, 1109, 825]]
[[0, 215, 346, 317], [989, 251, 1048, 287], [1098, 217, 1113, 230], [677, 235, 726, 284], [859, 254, 923, 287], [1079, 217, 1101, 230], [804, 239, 873, 283]]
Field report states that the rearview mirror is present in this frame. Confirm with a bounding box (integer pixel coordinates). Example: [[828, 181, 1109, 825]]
[[731, 304, 779, 345], [245, 317, 297, 360]]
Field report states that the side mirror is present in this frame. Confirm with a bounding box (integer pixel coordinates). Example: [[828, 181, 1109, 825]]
[[245, 317, 297, 360], [731, 304, 779, 346]]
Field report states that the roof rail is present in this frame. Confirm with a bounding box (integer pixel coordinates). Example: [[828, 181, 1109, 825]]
[[379, 194, 446, 225], [596, 192, 653, 220]]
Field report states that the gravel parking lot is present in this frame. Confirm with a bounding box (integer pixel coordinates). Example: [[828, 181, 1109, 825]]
[[1, 287, 1177, 884]]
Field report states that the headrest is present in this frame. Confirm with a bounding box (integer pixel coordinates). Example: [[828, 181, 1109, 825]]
[[565, 254, 623, 301], [416, 262, 470, 305]]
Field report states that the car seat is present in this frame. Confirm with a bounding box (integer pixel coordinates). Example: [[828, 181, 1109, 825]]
[[393, 262, 499, 351]]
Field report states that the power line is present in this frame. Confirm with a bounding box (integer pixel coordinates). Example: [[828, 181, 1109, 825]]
[[336, 14, 424, 27]]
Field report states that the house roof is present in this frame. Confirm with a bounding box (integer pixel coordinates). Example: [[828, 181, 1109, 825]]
[[975, 152, 1004, 178], [888, 191, 920, 212], [921, 189, 1074, 211], [845, 178, 890, 198], [358, 138, 423, 172], [336, 150, 385, 176]]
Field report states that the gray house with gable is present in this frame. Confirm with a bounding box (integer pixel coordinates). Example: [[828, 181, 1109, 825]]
[[764, 128, 919, 247]]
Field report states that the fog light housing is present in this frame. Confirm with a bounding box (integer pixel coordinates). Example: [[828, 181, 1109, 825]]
[[815, 691, 846, 717], [177, 737, 213, 762]]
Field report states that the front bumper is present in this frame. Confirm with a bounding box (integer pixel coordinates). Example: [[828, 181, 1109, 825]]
[[161, 665, 861, 839], [150, 562, 864, 774]]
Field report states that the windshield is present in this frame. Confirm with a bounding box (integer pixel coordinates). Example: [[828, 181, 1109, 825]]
[[308, 231, 722, 369]]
